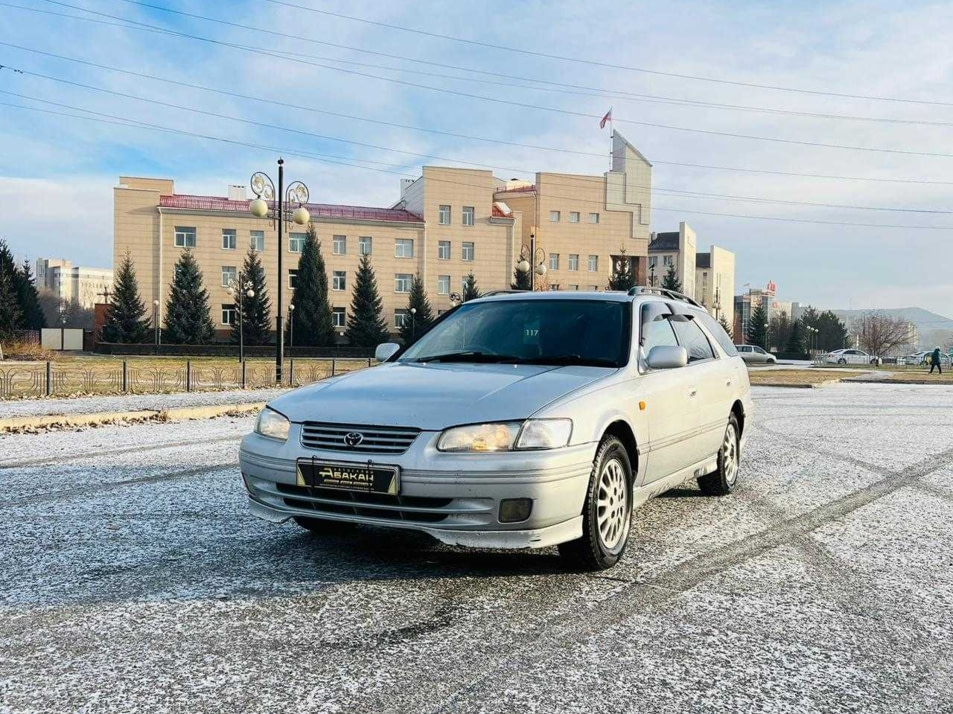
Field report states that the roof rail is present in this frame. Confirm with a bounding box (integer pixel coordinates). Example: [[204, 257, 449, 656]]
[[480, 289, 531, 297], [627, 285, 704, 309]]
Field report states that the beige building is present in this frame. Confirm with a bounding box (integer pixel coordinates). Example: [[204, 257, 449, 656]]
[[113, 131, 653, 340], [648, 223, 735, 321], [35, 258, 113, 308]]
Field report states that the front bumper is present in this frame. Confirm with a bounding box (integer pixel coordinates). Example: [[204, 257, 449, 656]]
[[239, 427, 596, 550]]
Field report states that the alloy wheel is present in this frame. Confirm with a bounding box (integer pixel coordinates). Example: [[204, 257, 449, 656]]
[[596, 458, 629, 549]]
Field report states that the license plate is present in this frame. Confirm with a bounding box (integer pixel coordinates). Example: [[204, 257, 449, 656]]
[[295, 458, 399, 495]]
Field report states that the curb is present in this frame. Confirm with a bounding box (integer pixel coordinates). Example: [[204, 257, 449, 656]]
[[0, 402, 265, 434]]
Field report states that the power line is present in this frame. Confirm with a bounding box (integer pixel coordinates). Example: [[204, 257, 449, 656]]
[[34, 0, 953, 159], [7, 65, 953, 216], [6, 39, 953, 187], [261, 0, 953, 108], [2, 92, 951, 232]]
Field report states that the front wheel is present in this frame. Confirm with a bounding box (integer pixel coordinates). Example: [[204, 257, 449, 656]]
[[837, 358, 847, 365], [558, 435, 633, 571], [698, 414, 740, 496]]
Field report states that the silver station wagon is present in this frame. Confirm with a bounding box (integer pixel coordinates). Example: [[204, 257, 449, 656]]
[[239, 287, 753, 570]]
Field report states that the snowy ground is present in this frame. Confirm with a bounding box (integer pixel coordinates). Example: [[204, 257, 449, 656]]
[[1, 383, 952, 713]]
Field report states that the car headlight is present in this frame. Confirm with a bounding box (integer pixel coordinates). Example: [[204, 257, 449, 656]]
[[255, 407, 290, 442], [437, 419, 572, 453]]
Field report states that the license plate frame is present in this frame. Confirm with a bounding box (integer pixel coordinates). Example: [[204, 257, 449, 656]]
[[295, 458, 399, 495]]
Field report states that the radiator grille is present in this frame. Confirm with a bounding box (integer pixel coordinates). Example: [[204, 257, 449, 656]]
[[300, 422, 420, 454]]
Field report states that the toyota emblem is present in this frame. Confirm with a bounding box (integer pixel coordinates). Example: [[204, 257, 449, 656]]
[[343, 432, 364, 447]]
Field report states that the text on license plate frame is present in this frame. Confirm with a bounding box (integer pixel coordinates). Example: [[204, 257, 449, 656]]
[[295, 458, 399, 495]]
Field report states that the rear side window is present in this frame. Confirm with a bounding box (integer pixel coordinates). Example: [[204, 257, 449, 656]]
[[671, 319, 716, 363], [694, 310, 738, 357]]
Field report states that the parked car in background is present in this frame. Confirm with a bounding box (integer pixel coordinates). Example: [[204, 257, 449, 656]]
[[735, 344, 777, 365], [824, 348, 876, 365], [240, 288, 753, 571], [906, 351, 951, 367]]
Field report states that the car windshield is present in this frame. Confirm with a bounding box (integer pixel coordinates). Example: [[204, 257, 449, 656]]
[[398, 299, 630, 368]]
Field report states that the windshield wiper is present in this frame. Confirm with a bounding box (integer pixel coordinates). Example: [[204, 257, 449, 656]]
[[414, 351, 522, 363], [520, 354, 619, 367]]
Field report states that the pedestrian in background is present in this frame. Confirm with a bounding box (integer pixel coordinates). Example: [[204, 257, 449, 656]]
[[929, 346, 943, 375]]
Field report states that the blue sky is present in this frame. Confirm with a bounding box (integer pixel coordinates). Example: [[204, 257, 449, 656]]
[[1, 0, 952, 313]]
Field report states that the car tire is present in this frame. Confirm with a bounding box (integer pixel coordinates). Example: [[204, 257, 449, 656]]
[[837, 358, 847, 365], [293, 516, 356, 535], [698, 414, 741, 497], [558, 435, 633, 571]]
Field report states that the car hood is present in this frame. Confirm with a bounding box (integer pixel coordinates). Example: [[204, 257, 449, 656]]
[[268, 362, 616, 430]]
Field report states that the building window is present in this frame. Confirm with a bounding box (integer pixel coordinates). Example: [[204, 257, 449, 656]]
[[549, 210, 560, 222], [549, 253, 560, 271], [462, 206, 475, 226], [588, 255, 598, 272], [358, 236, 372, 255], [288, 269, 298, 289], [438, 241, 451, 260], [649, 255, 658, 268], [221, 266, 237, 287], [590, 285, 599, 291], [289, 232, 306, 253], [569, 212, 580, 224], [395, 273, 413, 293], [437, 275, 450, 294], [568, 254, 579, 271], [462, 242, 475, 261], [250, 230, 264, 252], [438, 205, 451, 225], [395, 309, 409, 328], [222, 304, 237, 325], [332, 307, 346, 328], [589, 213, 600, 224], [333, 271, 346, 291], [174, 227, 196, 248], [222, 229, 237, 250], [395, 239, 415, 258], [568, 284, 579, 291], [663, 255, 674, 267], [333, 235, 346, 255]]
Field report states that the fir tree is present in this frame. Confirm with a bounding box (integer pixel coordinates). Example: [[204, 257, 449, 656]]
[[510, 264, 532, 290], [661, 263, 682, 292], [345, 253, 389, 348], [718, 314, 733, 340], [607, 249, 635, 291], [0, 240, 21, 337], [101, 254, 150, 343], [290, 224, 335, 347], [746, 304, 769, 349], [462, 271, 481, 301], [399, 273, 434, 344], [14, 260, 46, 330], [787, 319, 805, 354], [232, 250, 272, 346], [163, 250, 215, 344]]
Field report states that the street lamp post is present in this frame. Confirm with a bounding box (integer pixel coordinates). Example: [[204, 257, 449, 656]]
[[228, 275, 255, 363], [410, 307, 417, 340], [515, 232, 547, 290], [288, 303, 295, 355], [649, 264, 656, 287], [249, 159, 310, 384], [764, 322, 770, 351], [152, 299, 160, 351]]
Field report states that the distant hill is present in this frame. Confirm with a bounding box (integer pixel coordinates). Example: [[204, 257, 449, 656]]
[[830, 307, 953, 348]]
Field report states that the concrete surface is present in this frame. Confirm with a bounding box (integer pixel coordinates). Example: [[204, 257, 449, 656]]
[[1, 383, 952, 713]]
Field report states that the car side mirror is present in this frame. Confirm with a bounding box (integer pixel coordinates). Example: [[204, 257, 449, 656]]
[[646, 345, 688, 369], [375, 343, 401, 362]]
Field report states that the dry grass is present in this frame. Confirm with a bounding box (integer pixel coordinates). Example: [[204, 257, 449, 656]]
[[747, 369, 865, 387], [0, 339, 56, 361]]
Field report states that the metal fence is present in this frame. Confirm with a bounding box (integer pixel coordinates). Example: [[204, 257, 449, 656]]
[[0, 358, 373, 399]]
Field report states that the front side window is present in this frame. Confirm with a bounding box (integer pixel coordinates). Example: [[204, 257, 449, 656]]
[[640, 302, 678, 356], [549, 253, 560, 271], [438, 241, 451, 260], [333, 235, 346, 255], [569, 212, 580, 223], [395, 273, 413, 293], [399, 299, 630, 368], [568, 254, 579, 271], [462, 206, 475, 226], [222, 229, 237, 250], [289, 232, 306, 253], [174, 227, 196, 248], [358, 236, 372, 255], [462, 242, 475, 261], [395, 239, 415, 258], [332, 307, 346, 327], [549, 210, 560, 222], [221, 266, 237, 287], [438, 205, 451, 225], [333, 271, 346, 291], [250, 230, 264, 252], [588, 255, 598, 272], [437, 275, 450, 294]]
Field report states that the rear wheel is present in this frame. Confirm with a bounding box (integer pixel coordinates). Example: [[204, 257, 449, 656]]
[[698, 414, 740, 496], [293, 516, 356, 535], [558, 435, 633, 571]]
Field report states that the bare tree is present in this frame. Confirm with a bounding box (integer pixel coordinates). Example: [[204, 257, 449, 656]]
[[857, 312, 912, 357]]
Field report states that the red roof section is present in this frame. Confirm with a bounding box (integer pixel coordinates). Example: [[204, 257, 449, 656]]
[[159, 194, 423, 223], [494, 185, 536, 194], [491, 204, 513, 218]]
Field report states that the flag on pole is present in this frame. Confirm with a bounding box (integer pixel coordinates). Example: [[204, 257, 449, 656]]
[[599, 107, 612, 129]]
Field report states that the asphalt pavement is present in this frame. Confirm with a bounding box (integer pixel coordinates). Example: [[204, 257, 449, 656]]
[[1, 383, 952, 713]]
